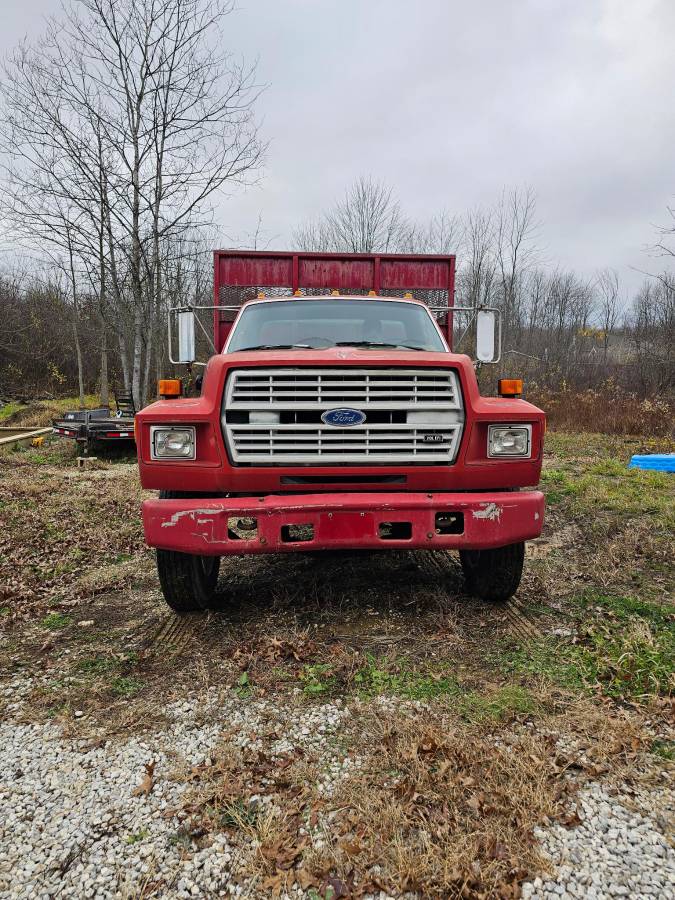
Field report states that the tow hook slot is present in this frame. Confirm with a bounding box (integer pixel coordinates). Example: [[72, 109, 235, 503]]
[[281, 523, 314, 543], [378, 521, 413, 540], [435, 512, 464, 535], [227, 517, 258, 540]]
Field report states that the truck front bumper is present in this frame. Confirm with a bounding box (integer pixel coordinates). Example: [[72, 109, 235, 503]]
[[142, 491, 545, 555]]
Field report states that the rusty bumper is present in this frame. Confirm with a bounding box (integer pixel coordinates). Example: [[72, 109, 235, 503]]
[[142, 491, 545, 555]]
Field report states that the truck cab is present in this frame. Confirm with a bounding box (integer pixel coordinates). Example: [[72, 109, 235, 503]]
[[135, 251, 545, 612]]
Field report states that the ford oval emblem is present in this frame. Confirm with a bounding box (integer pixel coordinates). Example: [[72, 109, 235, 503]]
[[321, 408, 366, 427]]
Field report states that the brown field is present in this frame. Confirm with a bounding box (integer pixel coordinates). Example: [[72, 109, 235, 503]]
[[0, 428, 673, 897]]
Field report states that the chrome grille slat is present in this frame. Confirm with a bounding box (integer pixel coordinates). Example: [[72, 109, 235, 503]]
[[227, 368, 459, 410], [223, 368, 463, 465]]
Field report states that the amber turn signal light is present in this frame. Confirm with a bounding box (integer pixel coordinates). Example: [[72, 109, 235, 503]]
[[498, 378, 523, 397], [158, 378, 182, 399]]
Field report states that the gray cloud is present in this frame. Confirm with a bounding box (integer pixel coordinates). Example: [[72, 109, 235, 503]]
[[2, 0, 673, 293]]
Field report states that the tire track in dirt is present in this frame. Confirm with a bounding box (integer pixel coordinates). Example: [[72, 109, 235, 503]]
[[144, 612, 207, 655], [412, 550, 545, 641], [503, 598, 544, 642]]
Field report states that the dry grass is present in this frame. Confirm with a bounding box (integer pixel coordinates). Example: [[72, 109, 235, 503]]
[[0, 394, 107, 428], [528, 383, 674, 438], [0, 446, 144, 619], [1, 427, 673, 896], [315, 710, 558, 898], [174, 696, 653, 899]]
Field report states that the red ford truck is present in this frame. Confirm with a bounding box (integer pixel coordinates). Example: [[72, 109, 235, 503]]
[[135, 251, 545, 612]]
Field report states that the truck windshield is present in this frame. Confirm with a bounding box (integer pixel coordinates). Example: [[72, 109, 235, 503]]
[[226, 299, 447, 353]]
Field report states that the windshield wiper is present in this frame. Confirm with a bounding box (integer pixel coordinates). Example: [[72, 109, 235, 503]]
[[333, 341, 425, 351], [236, 343, 313, 351]]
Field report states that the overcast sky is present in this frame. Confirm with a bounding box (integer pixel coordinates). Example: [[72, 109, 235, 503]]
[[2, 0, 674, 295]]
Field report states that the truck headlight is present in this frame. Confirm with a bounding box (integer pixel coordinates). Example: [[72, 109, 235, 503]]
[[151, 425, 196, 459], [488, 424, 531, 458]]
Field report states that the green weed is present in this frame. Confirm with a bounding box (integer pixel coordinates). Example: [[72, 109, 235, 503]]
[[74, 652, 137, 676], [235, 671, 252, 697], [573, 590, 673, 626], [219, 798, 259, 829], [541, 462, 673, 527], [114, 553, 134, 563], [300, 663, 336, 695], [24, 453, 49, 465], [41, 612, 72, 630], [651, 740, 675, 761], [111, 676, 143, 698], [458, 685, 536, 723], [125, 829, 149, 844], [353, 654, 460, 701], [502, 614, 674, 702]]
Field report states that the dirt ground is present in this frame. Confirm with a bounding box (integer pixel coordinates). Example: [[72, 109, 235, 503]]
[[0, 430, 673, 897]]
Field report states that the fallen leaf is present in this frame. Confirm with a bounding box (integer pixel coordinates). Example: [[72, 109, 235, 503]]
[[466, 793, 482, 814], [325, 874, 352, 898], [132, 760, 156, 796], [490, 841, 509, 860]]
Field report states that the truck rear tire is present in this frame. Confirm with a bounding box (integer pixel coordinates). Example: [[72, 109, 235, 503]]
[[459, 541, 525, 603], [155, 491, 220, 612]]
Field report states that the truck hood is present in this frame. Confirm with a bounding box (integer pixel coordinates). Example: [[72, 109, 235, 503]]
[[222, 347, 471, 367]]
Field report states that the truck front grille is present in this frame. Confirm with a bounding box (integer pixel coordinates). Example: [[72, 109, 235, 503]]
[[223, 367, 463, 466]]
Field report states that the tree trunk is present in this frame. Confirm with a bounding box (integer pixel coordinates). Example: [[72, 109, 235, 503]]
[[67, 235, 86, 408], [141, 308, 154, 406], [100, 322, 109, 406], [118, 331, 130, 391], [131, 306, 144, 410], [73, 319, 85, 408]]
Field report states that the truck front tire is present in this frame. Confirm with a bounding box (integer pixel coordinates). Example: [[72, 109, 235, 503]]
[[155, 491, 220, 612], [459, 541, 525, 603], [156, 549, 220, 613]]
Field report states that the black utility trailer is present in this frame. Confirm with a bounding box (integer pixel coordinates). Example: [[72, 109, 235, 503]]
[[52, 392, 136, 454]]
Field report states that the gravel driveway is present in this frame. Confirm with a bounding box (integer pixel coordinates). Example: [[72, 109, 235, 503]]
[[1, 680, 673, 900]]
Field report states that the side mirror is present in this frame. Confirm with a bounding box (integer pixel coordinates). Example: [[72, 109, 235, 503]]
[[176, 309, 196, 364], [475, 309, 498, 363]]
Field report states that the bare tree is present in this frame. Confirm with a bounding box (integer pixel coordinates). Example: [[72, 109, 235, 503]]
[[495, 187, 540, 338], [650, 203, 675, 263], [628, 277, 675, 393], [398, 211, 462, 255], [294, 176, 411, 254], [458, 206, 498, 308], [595, 268, 621, 364], [0, 0, 265, 408]]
